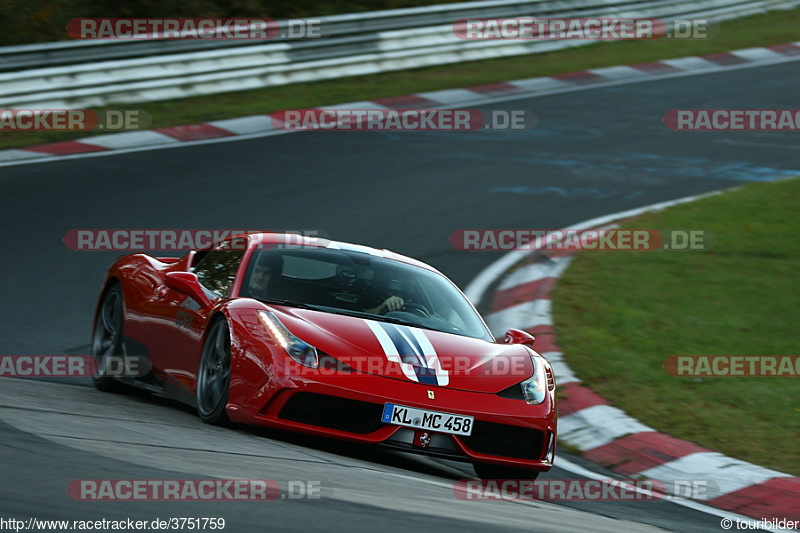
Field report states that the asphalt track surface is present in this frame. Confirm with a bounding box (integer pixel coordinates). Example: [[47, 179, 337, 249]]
[[1, 61, 798, 532]]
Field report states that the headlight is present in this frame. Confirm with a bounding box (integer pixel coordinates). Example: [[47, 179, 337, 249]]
[[520, 356, 547, 405], [258, 310, 319, 368]]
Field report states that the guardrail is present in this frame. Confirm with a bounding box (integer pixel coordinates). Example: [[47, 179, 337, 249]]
[[0, 0, 696, 72], [1, 0, 797, 109]]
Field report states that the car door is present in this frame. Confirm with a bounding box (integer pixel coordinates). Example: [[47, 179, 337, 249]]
[[159, 239, 245, 394]]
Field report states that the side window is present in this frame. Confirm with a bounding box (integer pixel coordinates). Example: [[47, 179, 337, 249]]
[[192, 242, 245, 297]]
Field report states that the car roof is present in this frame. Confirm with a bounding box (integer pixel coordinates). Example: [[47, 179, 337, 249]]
[[239, 232, 440, 273]]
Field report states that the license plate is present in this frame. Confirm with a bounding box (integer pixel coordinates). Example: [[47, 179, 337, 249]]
[[381, 403, 474, 436]]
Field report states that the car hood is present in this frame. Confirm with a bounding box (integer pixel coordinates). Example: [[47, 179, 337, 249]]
[[272, 306, 533, 394]]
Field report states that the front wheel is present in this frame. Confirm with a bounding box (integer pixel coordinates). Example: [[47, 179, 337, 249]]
[[196, 318, 231, 425], [473, 463, 540, 481]]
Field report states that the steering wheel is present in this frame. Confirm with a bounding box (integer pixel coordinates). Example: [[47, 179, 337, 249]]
[[338, 268, 357, 287], [401, 302, 430, 318]]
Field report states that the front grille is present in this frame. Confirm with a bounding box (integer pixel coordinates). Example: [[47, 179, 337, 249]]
[[460, 420, 545, 460], [278, 392, 385, 434]]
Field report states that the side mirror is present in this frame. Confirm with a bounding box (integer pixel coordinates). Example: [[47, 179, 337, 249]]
[[503, 328, 535, 347], [164, 272, 213, 309]]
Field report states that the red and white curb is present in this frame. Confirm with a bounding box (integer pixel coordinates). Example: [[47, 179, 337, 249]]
[[466, 194, 800, 524], [2, 41, 800, 164]]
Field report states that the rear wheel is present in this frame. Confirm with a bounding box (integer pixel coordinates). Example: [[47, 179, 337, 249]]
[[91, 284, 126, 392], [196, 318, 231, 425], [473, 463, 540, 480]]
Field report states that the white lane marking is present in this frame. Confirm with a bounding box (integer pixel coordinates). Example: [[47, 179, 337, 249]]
[[78, 130, 180, 149], [506, 77, 570, 92], [638, 452, 792, 497], [207, 115, 274, 135], [317, 101, 390, 110], [555, 457, 788, 533], [558, 404, 655, 451], [3, 53, 800, 168], [416, 88, 483, 105], [730, 47, 788, 62], [497, 256, 574, 291], [540, 351, 581, 385], [0, 149, 49, 161], [486, 299, 552, 335], [378, 456, 787, 532], [588, 65, 650, 81], [660, 56, 720, 71]]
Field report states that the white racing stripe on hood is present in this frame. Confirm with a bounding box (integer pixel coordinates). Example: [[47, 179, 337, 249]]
[[365, 319, 419, 382], [365, 319, 449, 386], [409, 328, 449, 386]]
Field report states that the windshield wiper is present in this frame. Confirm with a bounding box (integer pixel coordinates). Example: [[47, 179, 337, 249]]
[[255, 301, 449, 334], [255, 298, 318, 310], [322, 308, 423, 328]]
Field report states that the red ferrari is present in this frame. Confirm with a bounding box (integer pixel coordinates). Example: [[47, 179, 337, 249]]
[[91, 233, 556, 479]]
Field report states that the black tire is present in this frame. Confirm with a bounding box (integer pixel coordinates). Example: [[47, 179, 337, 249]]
[[473, 463, 540, 481], [91, 283, 127, 393], [196, 318, 231, 425]]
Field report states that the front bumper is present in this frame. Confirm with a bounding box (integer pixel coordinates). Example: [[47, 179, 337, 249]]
[[228, 370, 556, 471]]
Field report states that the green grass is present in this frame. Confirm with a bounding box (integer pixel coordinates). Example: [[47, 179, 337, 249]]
[[551, 177, 800, 476], [3, 6, 800, 150]]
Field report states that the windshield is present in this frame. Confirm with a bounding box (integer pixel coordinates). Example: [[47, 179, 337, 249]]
[[240, 248, 492, 341]]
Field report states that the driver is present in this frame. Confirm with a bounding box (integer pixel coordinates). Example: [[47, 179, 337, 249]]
[[366, 294, 404, 315], [247, 253, 289, 299], [364, 275, 408, 315]]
